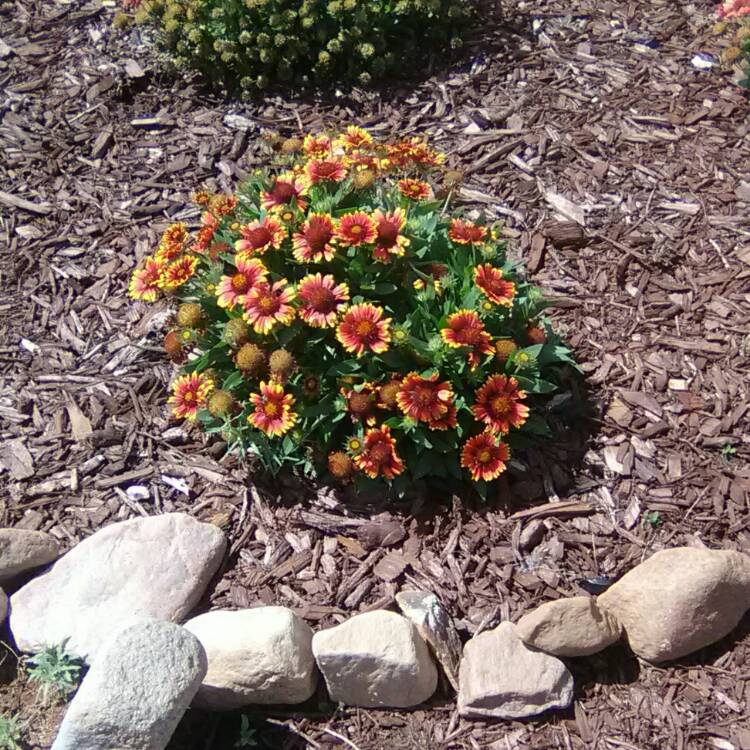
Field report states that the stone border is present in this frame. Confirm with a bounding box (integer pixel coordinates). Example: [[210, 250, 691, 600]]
[[3, 516, 749, 748]]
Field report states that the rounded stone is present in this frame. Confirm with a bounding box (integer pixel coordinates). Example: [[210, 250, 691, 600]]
[[0, 528, 60, 583], [9, 513, 226, 660], [516, 596, 621, 657], [598, 547, 750, 663], [51, 621, 207, 750], [184, 607, 317, 710], [312, 610, 437, 708]]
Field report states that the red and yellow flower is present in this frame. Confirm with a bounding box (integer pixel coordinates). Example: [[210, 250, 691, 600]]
[[216, 256, 268, 309], [168, 372, 214, 421], [260, 173, 309, 213], [129, 256, 163, 301], [335, 211, 377, 247], [474, 264, 516, 307], [396, 372, 454, 423], [372, 208, 409, 262], [398, 178, 433, 201], [242, 279, 296, 334], [354, 425, 405, 480], [440, 310, 493, 368], [209, 194, 238, 217], [194, 212, 219, 255], [159, 255, 199, 291], [336, 303, 391, 357], [235, 217, 286, 257], [461, 432, 510, 481], [292, 213, 337, 262], [386, 138, 445, 169], [342, 383, 378, 424], [448, 219, 488, 245], [155, 223, 188, 264], [471, 374, 529, 433], [302, 134, 332, 158], [297, 273, 350, 328], [429, 404, 458, 431], [305, 158, 347, 185], [248, 380, 297, 437], [335, 125, 374, 151]]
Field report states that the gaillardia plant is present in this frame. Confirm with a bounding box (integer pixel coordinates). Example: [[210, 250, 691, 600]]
[[130, 128, 578, 496]]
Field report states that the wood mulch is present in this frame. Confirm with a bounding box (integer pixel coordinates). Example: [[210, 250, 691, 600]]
[[1, 0, 750, 747]]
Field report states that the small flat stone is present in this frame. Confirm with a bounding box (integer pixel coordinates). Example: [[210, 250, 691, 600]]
[[10, 513, 226, 660], [459, 622, 573, 720], [516, 596, 621, 657], [184, 607, 317, 710], [312, 610, 437, 708], [0, 528, 59, 583], [396, 589, 462, 691], [51, 621, 206, 750]]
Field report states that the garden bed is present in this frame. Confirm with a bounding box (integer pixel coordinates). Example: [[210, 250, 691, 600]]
[[1, 0, 750, 747]]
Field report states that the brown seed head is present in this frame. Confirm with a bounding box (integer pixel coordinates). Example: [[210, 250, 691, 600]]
[[164, 330, 185, 363], [443, 169, 464, 187], [176, 302, 203, 328], [495, 339, 518, 362], [378, 380, 402, 410], [223, 318, 250, 348], [328, 451, 354, 480], [352, 170, 376, 190], [268, 349, 296, 380], [208, 389, 235, 417], [347, 391, 374, 416], [281, 137, 303, 154], [236, 343, 265, 375]]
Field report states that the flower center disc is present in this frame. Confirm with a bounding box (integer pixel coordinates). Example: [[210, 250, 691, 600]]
[[231, 273, 250, 293], [272, 181, 295, 203], [355, 320, 375, 337], [247, 227, 272, 248], [258, 294, 278, 313], [491, 396, 510, 415], [310, 289, 334, 310], [378, 223, 398, 247]]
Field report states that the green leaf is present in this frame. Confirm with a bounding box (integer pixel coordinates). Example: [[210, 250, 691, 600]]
[[326, 359, 360, 376]]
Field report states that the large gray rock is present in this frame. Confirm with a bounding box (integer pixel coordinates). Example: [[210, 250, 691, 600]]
[[0, 588, 6, 624], [598, 547, 750, 663], [0, 528, 60, 583], [459, 621, 573, 720], [312, 610, 437, 708], [51, 621, 206, 750], [184, 607, 317, 710], [396, 589, 462, 691], [516, 596, 621, 657], [10, 513, 226, 660]]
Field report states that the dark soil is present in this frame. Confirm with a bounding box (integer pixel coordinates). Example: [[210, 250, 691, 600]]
[[1, 0, 750, 748]]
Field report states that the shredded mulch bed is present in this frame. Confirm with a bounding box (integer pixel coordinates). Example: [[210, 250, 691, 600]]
[[1, 0, 750, 747]]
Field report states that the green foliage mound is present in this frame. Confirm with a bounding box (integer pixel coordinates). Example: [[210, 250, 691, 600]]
[[135, 0, 474, 93]]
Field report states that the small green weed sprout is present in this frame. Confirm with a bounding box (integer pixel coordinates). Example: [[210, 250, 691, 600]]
[[235, 715, 258, 748], [0, 715, 22, 750], [26, 642, 84, 702]]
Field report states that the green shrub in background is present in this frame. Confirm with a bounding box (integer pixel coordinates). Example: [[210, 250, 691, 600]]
[[131, 0, 474, 93]]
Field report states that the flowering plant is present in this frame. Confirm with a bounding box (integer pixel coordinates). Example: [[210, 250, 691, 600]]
[[716, 1, 750, 86], [126, 0, 472, 93], [129, 128, 577, 496]]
